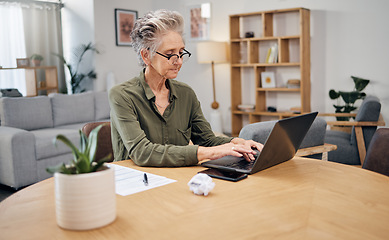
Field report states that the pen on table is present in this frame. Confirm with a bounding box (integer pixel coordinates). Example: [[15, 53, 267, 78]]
[[143, 173, 148, 186]]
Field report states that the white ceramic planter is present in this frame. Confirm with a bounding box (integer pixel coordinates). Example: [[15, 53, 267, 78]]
[[54, 165, 116, 230]]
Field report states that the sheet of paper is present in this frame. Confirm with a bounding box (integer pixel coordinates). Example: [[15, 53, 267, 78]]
[[108, 164, 177, 196]]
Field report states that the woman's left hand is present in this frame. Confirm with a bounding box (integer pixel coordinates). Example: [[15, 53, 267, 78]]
[[230, 138, 264, 162]]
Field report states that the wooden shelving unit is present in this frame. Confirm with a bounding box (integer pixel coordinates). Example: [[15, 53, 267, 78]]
[[0, 66, 58, 97], [230, 7, 311, 136]]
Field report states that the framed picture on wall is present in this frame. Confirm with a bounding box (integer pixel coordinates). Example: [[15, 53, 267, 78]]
[[186, 3, 211, 41], [115, 8, 138, 46]]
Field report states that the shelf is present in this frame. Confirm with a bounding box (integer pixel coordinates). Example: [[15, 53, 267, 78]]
[[229, 7, 310, 136], [231, 63, 300, 67], [37, 87, 58, 91], [229, 7, 305, 17], [0, 66, 56, 70], [0, 66, 59, 97], [232, 110, 303, 117], [256, 87, 300, 92], [231, 35, 300, 42]]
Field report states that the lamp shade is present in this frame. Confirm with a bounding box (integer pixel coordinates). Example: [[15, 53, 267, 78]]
[[197, 41, 228, 63]]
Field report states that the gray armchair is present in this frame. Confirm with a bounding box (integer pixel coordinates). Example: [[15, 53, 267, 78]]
[[239, 117, 328, 159], [324, 96, 385, 165]]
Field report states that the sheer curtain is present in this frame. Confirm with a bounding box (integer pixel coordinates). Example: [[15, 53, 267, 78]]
[[0, 3, 27, 95], [0, 1, 65, 96]]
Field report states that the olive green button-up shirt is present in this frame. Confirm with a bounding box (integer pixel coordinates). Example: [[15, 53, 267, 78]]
[[109, 70, 233, 167]]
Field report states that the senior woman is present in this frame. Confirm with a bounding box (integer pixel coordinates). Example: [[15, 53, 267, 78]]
[[109, 9, 263, 166]]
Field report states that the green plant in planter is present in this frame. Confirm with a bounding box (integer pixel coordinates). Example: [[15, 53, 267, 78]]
[[30, 54, 44, 66], [329, 76, 370, 121], [53, 42, 99, 94], [46, 124, 111, 174], [30, 54, 44, 61]]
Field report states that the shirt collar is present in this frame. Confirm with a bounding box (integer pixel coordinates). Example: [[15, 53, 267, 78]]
[[140, 69, 178, 102]]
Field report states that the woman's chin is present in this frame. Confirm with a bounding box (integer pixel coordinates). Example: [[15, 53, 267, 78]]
[[167, 70, 179, 78]]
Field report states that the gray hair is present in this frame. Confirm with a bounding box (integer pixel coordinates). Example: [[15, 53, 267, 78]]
[[131, 9, 185, 67]]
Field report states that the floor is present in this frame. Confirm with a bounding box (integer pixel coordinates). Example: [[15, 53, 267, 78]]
[[0, 184, 17, 202]]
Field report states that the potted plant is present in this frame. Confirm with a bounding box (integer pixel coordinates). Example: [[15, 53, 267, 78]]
[[30, 54, 44, 66], [329, 76, 370, 121], [46, 125, 116, 230], [53, 42, 99, 93]]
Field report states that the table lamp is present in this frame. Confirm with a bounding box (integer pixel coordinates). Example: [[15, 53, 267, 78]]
[[197, 41, 228, 133]]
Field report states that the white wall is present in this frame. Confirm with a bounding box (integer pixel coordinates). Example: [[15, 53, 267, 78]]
[[93, 0, 154, 91], [179, 0, 389, 133], [74, 0, 389, 133]]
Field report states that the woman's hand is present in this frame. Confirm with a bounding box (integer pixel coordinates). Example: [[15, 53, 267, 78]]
[[230, 138, 264, 162], [197, 139, 263, 163]]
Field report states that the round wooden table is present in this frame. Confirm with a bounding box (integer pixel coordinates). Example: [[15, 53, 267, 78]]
[[1, 157, 389, 239]]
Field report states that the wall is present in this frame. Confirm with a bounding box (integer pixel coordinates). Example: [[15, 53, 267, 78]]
[[61, 0, 95, 93], [70, 0, 389, 133], [93, 0, 153, 91]]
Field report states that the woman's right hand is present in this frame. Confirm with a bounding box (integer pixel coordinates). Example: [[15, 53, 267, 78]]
[[197, 142, 257, 162]]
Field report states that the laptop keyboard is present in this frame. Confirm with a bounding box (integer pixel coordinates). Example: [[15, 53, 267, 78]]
[[224, 151, 259, 170], [225, 159, 255, 170]]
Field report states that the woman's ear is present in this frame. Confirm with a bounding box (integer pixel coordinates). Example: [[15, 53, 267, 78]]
[[140, 48, 151, 66]]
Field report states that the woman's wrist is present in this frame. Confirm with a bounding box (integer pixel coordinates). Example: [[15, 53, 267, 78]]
[[197, 146, 211, 162]]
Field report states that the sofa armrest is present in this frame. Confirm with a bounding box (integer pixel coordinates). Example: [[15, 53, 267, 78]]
[[0, 126, 37, 189]]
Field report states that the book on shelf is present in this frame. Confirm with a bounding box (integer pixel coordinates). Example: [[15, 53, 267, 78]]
[[266, 43, 278, 63]]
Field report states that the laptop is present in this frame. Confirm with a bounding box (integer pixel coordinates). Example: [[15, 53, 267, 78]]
[[201, 112, 318, 174]]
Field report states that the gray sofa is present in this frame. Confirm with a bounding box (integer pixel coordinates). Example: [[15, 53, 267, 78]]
[[0, 91, 110, 189]]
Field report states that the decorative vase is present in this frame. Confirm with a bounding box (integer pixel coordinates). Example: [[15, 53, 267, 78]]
[[54, 165, 116, 230]]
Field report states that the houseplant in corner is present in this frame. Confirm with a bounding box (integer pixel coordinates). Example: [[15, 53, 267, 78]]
[[53, 42, 99, 93], [329, 76, 370, 121], [46, 125, 116, 230]]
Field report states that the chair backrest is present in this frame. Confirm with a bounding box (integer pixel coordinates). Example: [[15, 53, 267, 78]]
[[362, 128, 389, 177], [239, 117, 327, 148], [81, 121, 114, 162], [350, 96, 381, 148]]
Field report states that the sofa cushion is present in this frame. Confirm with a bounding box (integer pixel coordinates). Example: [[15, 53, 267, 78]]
[[0, 96, 53, 130], [94, 91, 110, 120], [50, 92, 95, 127], [33, 128, 80, 160]]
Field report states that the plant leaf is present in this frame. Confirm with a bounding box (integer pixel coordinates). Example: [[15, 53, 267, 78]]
[[339, 91, 360, 104], [344, 105, 357, 113], [333, 105, 344, 112], [80, 130, 88, 153], [46, 162, 66, 174], [351, 76, 370, 91], [91, 155, 111, 172], [54, 134, 81, 159], [87, 70, 97, 79], [75, 153, 91, 173], [87, 124, 103, 163], [329, 89, 340, 99]]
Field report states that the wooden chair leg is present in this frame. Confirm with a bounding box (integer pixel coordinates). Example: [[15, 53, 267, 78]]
[[355, 126, 366, 166]]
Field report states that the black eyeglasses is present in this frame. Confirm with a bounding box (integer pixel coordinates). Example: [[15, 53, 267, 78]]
[[155, 49, 191, 65]]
